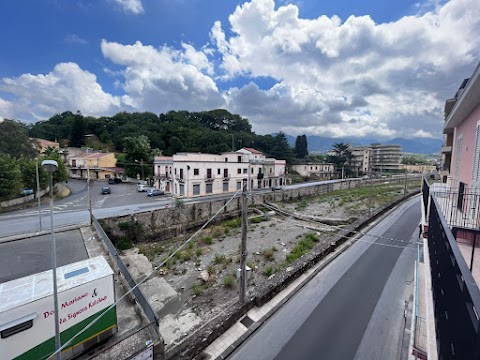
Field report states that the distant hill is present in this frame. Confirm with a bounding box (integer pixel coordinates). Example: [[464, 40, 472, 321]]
[[285, 135, 442, 155]]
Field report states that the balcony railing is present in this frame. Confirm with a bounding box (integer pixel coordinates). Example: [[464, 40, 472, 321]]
[[441, 145, 452, 154]]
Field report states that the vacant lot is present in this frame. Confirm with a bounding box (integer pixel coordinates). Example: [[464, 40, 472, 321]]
[[120, 180, 419, 346]]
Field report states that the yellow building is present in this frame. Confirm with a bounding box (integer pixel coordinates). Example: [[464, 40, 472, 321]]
[[69, 152, 123, 180]]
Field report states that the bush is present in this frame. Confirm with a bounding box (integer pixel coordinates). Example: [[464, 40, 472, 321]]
[[211, 226, 224, 238], [207, 264, 215, 275], [263, 265, 274, 277], [262, 248, 275, 261], [214, 254, 226, 264], [286, 234, 317, 263], [250, 217, 263, 224], [225, 217, 242, 228], [224, 275, 234, 288], [195, 248, 203, 257], [192, 283, 203, 296], [202, 236, 213, 245], [115, 237, 133, 251]]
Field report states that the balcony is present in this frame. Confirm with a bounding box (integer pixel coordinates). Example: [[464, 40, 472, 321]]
[[176, 176, 184, 183], [158, 173, 172, 180], [441, 145, 452, 154], [205, 177, 214, 183], [223, 177, 230, 181], [257, 173, 264, 180]]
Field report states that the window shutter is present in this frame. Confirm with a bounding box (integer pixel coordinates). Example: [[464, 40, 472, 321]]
[[473, 125, 480, 182], [455, 135, 463, 177]]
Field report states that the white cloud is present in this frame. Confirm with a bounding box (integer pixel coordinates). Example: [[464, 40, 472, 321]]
[[64, 33, 88, 45], [101, 40, 224, 112], [213, 0, 480, 138], [0, 63, 122, 122], [111, 0, 144, 14]]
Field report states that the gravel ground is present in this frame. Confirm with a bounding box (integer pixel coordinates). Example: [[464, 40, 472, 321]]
[[120, 180, 418, 347]]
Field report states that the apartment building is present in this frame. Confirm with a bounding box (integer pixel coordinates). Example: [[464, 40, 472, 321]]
[[154, 148, 286, 198], [290, 163, 335, 180], [68, 152, 123, 180], [370, 144, 402, 172], [349, 146, 372, 175]]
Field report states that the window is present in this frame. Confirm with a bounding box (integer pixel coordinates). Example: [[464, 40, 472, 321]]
[[180, 168, 184, 179], [193, 168, 199, 176], [179, 184, 184, 195], [207, 168, 212, 179], [206, 183, 213, 194], [224, 169, 229, 178], [237, 168, 241, 174], [237, 181, 242, 190], [217, 169, 221, 175], [251, 168, 254, 174], [238, 156, 242, 163], [243, 168, 247, 174], [473, 124, 480, 182], [223, 182, 229, 192], [193, 184, 200, 195], [64, 267, 89, 279], [1, 314, 36, 339], [225, 157, 228, 162]]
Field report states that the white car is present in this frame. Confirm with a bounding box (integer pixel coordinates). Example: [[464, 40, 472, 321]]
[[136, 184, 152, 192]]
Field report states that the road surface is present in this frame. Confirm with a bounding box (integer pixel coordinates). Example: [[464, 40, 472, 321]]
[[228, 196, 421, 360]]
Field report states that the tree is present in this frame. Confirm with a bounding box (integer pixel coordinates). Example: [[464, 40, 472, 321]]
[[268, 132, 296, 164], [295, 135, 308, 159], [0, 154, 22, 200], [70, 112, 86, 147], [17, 157, 49, 190], [41, 153, 68, 184], [123, 135, 153, 178], [0, 119, 38, 159], [328, 142, 353, 177]]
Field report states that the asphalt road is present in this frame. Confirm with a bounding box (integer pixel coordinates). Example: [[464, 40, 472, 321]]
[[228, 196, 421, 360], [0, 229, 88, 283]]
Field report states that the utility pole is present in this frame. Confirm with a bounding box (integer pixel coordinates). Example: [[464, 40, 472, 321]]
[[240, 180, 248, 304], [141, 159, 144, 182], [404, 167, 408, 197], [368, 174, 373, 216]]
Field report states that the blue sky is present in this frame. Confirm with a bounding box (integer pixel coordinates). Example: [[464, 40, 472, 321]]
[[0, 0, 479, 139]]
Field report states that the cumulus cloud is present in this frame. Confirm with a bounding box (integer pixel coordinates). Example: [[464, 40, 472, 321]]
[[111, 0, 144, 15], [64, 33, 88, 45], [0, 63, 122, 122], [101, 40, 224, 112], [212, 0, 480, 138]]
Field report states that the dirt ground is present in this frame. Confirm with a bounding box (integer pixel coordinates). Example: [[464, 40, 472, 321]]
[[120, 180, 418, 347]]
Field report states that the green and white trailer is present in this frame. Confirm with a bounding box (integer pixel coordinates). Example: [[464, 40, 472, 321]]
[[0, 256, 117, 360]]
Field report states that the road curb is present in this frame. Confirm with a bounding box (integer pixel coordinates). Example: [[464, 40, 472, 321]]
[[0, 223, 89, 244]]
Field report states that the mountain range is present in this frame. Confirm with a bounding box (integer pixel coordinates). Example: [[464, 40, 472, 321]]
[[285, 135, 443, 155]]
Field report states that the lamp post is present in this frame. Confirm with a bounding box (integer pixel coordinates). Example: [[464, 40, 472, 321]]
[[41, 160, 61, 360], [35, 158, 42, 231]]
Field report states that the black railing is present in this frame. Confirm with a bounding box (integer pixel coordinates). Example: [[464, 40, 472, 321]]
[[422, 177, 430, 218], [92, 216, 161, 329], [428, 195, 480, 359]]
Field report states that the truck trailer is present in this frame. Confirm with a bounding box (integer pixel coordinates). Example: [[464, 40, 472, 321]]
[[0, 256, 117, 360]]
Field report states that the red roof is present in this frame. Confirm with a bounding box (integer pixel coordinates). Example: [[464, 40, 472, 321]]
[[242, 147, 263, 154]]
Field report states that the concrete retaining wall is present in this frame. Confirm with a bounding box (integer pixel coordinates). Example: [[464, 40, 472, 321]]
[[0, 187, 50, 209], [102, 177, 419, 244]]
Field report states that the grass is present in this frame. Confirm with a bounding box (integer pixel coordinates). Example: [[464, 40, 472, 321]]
[[115, 237, 133, 251], [262, 247, 275, 261], [214, 253, 226, 264], [223, 275, 234, 288], [286, 233, 319, 263], [195, 248, 203, 257], [225, 217, 242, 228], [202, 236, 213, 245], [295, 199, 309, 210]]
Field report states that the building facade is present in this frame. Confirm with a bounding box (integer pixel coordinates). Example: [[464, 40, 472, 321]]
[[68, 152, 123, 180], [349, 146, 372, 175], [290, 163, 335, 180], [154, 148, 286, 198], [370, 144, 402, 173]]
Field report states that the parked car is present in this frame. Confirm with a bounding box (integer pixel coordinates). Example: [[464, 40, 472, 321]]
[[137, 184, 154, 192], [146, 189, 165, 197], [108, 177, 122, 184], [271, 186, 282, 191], [101, 186, 111, 195], [20, 188, 34, 196], [108, 178, 115, 184]]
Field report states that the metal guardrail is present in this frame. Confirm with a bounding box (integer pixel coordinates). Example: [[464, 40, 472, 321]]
[[92, 216, 160, 328], [428, 194, 480, 359]]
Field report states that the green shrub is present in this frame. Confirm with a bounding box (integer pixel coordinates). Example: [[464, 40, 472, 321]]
[[225, 217, 241, 228], [250, 217, 263, 224], [263, 265, 274, 277], [224, 275, 234, 288], [192, 283, 203, 296], [195, 248, 203, 257], [202, 236, 213, 245], [246, 261, 254, 270], [262, 248, 275, 261], [211, 226, 224, 238], [214, 254, 226, 264], [115, 237, 133, 251], [207, 264, 215, 275]]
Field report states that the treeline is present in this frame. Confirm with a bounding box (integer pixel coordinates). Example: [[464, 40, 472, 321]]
[[28, 109, 303, 164]]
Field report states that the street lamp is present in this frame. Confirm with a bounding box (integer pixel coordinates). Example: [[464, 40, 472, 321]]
[[41, 159, 61, 360], [35, 158, 42, 231]]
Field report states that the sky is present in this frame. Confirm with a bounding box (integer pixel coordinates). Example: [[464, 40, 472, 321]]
[[0, 0, 479, 140]]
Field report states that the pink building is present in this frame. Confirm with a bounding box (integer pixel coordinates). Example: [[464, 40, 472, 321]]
[[444, 62, 480, 192]]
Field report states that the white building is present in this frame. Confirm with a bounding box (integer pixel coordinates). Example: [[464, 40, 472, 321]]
[[290, 163, 335, 180], [350, 146, 372, 175], [154, 148, 286, 198]]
